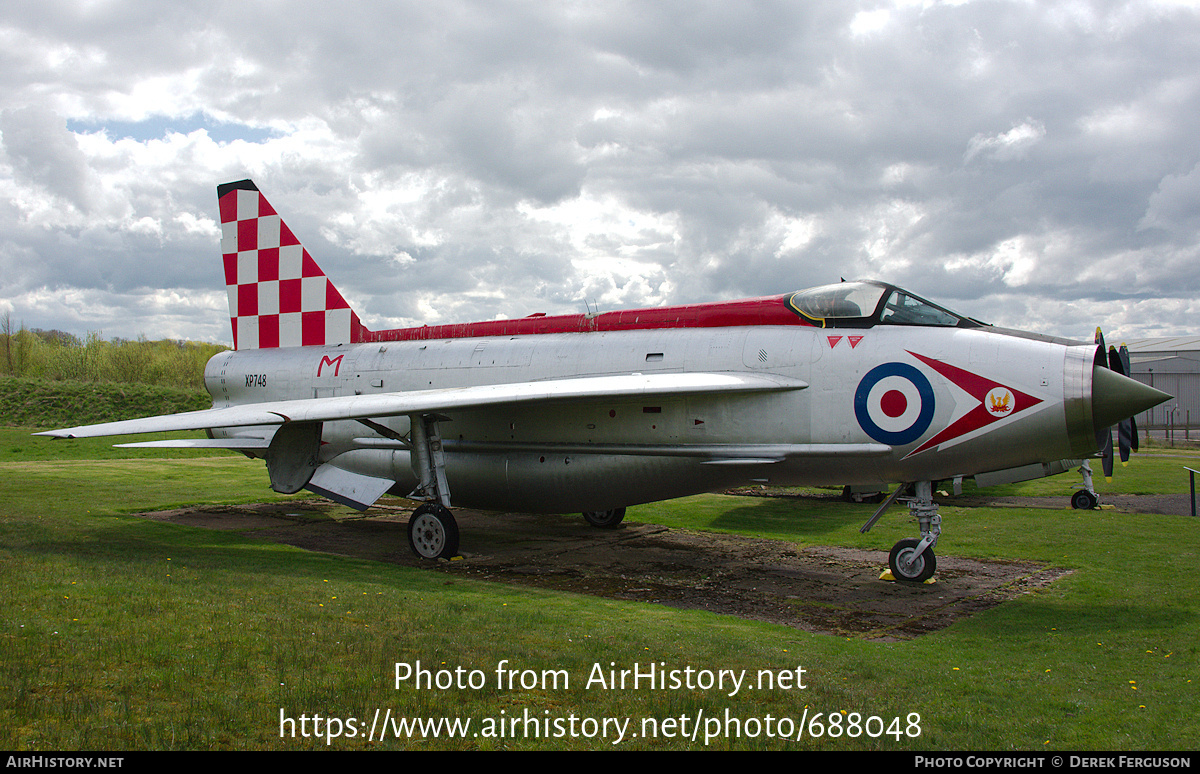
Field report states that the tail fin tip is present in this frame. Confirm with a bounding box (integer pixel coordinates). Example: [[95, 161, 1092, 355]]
[[216, 180, 362, 351], [217, 179, 258, 198]]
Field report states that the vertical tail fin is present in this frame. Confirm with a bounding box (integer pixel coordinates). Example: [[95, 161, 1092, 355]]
[[217, 179, 365, 349]]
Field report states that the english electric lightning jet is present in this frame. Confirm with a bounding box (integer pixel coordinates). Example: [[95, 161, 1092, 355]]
[[37, 180, 1171, 582]]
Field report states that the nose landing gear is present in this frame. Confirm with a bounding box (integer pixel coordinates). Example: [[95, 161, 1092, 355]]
[[1071, 461, 1100, 510], [861, 480, 941, 583], [889, 537, 937, 583]]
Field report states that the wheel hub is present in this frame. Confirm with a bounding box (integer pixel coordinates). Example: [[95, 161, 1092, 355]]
[[897, 548, 924, 576], [412, 514, 445, 557]]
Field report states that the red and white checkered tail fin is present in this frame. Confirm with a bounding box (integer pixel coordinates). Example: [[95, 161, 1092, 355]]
[[217, 179, 366, 350]]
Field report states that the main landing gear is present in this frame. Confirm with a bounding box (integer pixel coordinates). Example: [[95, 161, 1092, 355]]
[[408, 502, 460, 560], [860, 480, 941, 583], [582, 507, 626, 528], [400, 411, 628, 558], [405, 413, 461, 560]]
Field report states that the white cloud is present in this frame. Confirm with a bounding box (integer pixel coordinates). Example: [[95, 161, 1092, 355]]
[[849, 9, 892, 38], [0, 0, 1197, 343], [964, 121, 1046, 163], [1140, 162, 1200, 235]]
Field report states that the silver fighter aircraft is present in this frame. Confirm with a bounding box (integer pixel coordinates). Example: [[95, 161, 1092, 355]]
[[38, 180, 1170, 582]]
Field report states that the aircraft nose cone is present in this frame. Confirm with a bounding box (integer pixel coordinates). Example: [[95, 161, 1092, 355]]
[[1092, 364, 1171, 431]]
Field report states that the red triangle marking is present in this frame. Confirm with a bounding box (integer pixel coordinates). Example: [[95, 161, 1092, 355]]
[[905, 351, 1043, 457]]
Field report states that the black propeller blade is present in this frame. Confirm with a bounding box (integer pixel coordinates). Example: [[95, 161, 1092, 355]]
[[1094, 330, 1138, 482], [1117, 344, 1137, 461], [1094, 329, 1116, 481], [1074, 329, 1168, 509]]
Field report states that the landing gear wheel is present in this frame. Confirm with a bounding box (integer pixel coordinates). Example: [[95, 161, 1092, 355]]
[[1071, 490, 1099, 510], [889, 538, 936, 583], [582, 507, 626, 529], [408, 503, 459, 559]]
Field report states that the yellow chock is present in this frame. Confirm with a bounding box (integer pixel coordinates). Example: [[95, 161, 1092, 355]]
[[880, 570, 938, 584]]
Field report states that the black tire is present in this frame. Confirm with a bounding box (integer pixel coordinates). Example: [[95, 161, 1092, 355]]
[[889, 538, 936, 583], [582, 507, 626, 529], [408, 503, 460, 559], [1071, 490, 1098, 510]]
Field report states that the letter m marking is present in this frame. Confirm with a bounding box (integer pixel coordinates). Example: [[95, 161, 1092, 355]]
[[318, 354, 344, 377]]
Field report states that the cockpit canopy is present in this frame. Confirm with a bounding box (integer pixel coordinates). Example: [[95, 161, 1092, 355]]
[[787, 281, 983, 329]]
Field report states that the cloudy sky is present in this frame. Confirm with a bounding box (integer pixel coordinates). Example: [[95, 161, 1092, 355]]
[[2, 0, 1198, 346]]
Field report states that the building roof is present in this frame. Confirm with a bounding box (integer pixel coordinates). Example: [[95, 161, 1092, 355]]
[[1129, 356, 1200, 374], [1125, 337, 1200, 356]]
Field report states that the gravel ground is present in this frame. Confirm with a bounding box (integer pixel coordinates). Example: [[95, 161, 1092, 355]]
[[138, 496, 1073, 640]]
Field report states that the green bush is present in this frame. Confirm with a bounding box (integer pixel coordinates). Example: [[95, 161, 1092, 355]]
[[0, 316, 227, 390]]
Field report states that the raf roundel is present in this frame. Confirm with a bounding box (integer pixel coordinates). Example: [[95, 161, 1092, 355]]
[[854, 362, 935, 446]]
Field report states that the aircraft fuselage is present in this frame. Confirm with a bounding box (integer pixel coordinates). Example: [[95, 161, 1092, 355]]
[[205, 323, 1097, 513]]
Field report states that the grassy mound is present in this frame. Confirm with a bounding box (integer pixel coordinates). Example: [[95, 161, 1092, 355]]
[[0, 376, 211, 429]]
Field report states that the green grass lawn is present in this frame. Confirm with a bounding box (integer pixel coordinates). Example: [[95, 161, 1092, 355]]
[[2, 427, 1197, 750]]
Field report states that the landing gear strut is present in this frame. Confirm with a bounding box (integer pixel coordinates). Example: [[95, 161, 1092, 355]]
[[861, 480, 941, 583]]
